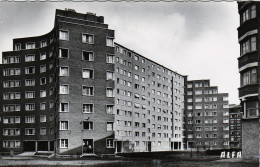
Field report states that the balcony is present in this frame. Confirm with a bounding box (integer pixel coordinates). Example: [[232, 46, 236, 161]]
[[238, 84, 258, 97], [238, 51, 258, 68], [237, 18, 258, 37]]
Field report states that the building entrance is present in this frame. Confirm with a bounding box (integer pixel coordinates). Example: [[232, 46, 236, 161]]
[[83, 139, 94, 154], [38, 141, 48, 151], [24, 141, 36, 152]]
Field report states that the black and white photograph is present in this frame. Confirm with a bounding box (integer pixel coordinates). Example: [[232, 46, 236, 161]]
[[0, 1, 258, 166]]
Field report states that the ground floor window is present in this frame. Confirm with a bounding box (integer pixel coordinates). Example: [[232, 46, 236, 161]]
[[106, 139, 114, 148], [3, 140, 20, 148], [60, 139, 68, 148]]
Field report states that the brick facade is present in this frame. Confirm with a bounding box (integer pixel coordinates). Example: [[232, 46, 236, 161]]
[[0, 9, 186, 155]]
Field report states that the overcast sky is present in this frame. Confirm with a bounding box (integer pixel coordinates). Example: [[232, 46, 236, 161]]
[[0, 2, 240, 104]]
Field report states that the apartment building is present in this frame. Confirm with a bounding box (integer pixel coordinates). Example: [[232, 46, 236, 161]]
[[0, 9, 185, 155], [237, 2, 260, 158], [229, 105, 242, 149], [114, 43, 185, 152], [185, 80, 229, 150]]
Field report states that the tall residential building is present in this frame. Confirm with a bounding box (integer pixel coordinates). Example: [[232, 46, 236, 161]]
[[237, 2, 260, 158], [0, 9, 185, 155], [185, 80, 229, 150], [229, 105, 242, 149]]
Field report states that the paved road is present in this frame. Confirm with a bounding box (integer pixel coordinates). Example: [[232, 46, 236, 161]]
[[0, 156, 258, 167]]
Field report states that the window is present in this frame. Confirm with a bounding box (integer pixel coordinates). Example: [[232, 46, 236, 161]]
[[40, 65, 46, 73], [3, 68, 20, 76], [242, 5, 256, 23], [134, 65, 139, 71], [82, 86, 94, 96], [49, 75, 54, 83], [60, 139, 68, 148], [195, 120, 201, 124], [40, 77, 46, 85], [40, 53, 46, 60], [25, 104, 35, 111], [3, 140, 20, 148], [49, 113, 54, 121], [82, 33, 94, 44], [60, 85, 69, 94], [60, 103, 69, 112], [82, 69, 94, 78], [195, 105, 202, 109], [25, 91, 35, 98], [106, 88, 114, 97], [24, 79, 35, 86], [25, 116, 35, 123], [241, 36, 257, 56], [82, 51, 94, 61], [3, 56, 20, 64], [25, 55, 35, 62], [245, 101, 259, 118], [223, 96, 228, 101], [49, 61, 54, 69], [3, 104, 20, 112], [3, 92, 20, 100], [25, 67, 35, 74], [40, 103, 46, 110], [82, 104, 93, 113], [25, 128, 35, 135], [40, 40, 47, 47], [26, 43, 35, 49], [107, 105, 114, 114], [107, 122, 114, 131], [59, 48, 69, 58], [195, 90, 202, 95], [106, 54, 115, 63], [15, 43, 21, 51], [60, 67, 69, 76], [223, 104, 229, 109], [241, 68, 257, 86], [40, 127, 47, 135], [59, 30, 69, 40], [83, 121, 93, 130], [3, 117, 20, 124], [49, 49, 53, 57], [223, 118, 229, 123], [3, 80, 20, 88], [59, 121, 68, 130], [134, 74, 139, 80], [3, 129, 20, 136], [106, 139, 114, 148], [106, 37, 114, 47], [40, 90, 46, 97], [107, 71, 114, 80], [40, 115, 47, 122]]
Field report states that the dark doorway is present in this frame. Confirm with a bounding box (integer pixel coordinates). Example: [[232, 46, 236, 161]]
[[49, 141, 54, 151], [83, 139, 93, 154], [38, 141, 48, 151], [178, 142, 181, 150], [147, 142, 152, 152], [116, 141, 122, 153], [171, 142, 174, 151], [24, 141, 36, 152], [174, 142, 178, 150]]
